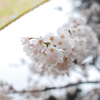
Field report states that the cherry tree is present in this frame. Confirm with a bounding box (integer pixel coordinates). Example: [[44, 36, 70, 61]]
[[0, 1, 100, 100]]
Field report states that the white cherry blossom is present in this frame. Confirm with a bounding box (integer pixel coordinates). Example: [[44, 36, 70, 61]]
[[21, 37, 30, 45], [21, 16, 98, 75]]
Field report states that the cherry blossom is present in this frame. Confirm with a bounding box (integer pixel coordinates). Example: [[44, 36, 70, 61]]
[[21, 16, 98, 75]]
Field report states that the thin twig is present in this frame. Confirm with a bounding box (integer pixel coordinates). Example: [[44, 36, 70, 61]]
[[8, 81, 100, 94]]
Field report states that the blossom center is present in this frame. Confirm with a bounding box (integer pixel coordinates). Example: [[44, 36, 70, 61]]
[[38, 39, 43, 44], [72, 48, 75, 52], [50, 48, 54, 52], [58, 41, 62, 45], [72, 30, 75, 33], [50, 36, 54, 40], [43, 51, 46, 56], [61, 35, 64, 38]]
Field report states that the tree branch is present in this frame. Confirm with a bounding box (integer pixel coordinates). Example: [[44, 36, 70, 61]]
[[8, 81, 100, 94]]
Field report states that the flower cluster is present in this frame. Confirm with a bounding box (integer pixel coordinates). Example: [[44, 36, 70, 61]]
[[21, 16, 98, 75], [81, 2, 100, 37], [70, 25, 98, 63], [81, 3, 100, 21], [69, 17, 87, 27], [21, 32, 81, 74]]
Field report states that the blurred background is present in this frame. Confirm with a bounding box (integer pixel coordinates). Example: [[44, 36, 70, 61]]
[[0, 0, 100, 100]]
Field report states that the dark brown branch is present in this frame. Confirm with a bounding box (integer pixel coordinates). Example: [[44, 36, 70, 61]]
[[8, 81, 100, 94]]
